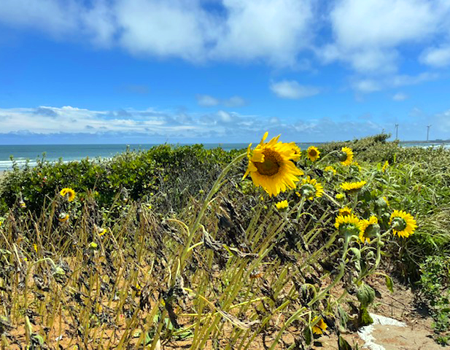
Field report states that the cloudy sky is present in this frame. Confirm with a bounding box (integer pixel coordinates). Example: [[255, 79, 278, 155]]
[[0, 0, 450, 144]]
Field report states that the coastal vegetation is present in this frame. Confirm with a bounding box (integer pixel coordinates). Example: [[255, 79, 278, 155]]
[[0, 133, 449, 348]]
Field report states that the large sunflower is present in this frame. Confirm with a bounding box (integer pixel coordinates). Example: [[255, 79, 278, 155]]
[[359, 216, 380, 243], [389, 210, 417, 238], [243, 132, 304, 197], [307, 146, 320, 162], [340, 181, 366, 193], [60, 188, 76, 202], [338, 147, 354, 166], [296, 176, 324, 201]]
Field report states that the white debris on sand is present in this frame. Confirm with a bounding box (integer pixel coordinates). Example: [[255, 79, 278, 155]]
[[358, 313, 407, 350]]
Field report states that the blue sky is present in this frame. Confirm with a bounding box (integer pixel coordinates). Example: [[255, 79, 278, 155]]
[[0, 0, 450, 144]]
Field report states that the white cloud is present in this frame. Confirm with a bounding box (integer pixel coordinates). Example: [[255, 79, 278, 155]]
[[352, 72, 439, 93], [270, 80, 320, 99], [0, 0, 315, 66], [322, 0, 450, 73], [211, 0, 314, 66], [420, 46, 450, 67], [196, 95, 220, 107], [392, 92, 408, 101], [196, 94, 246, 107]]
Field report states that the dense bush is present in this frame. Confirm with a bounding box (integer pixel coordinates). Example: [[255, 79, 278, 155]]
[[0, 144, 243, 215]]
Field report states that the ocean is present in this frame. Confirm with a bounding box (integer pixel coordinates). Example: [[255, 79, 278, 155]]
[[0, 142, 448, 171]]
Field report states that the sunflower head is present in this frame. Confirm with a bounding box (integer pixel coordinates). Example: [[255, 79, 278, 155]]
[[339, 206, 352, 216], [296, 176, 324, 201], [359, 216, 380, 243], [340, 181, 366, 194], [243, 132, 304, 197], [324, 166, 337, 175], [335, 214, 363, 237], [312, 317, 327, 335], [275, 200, 289, 210], [307, 146, 320, 162], [60, 188, 76, 202], [337, 147, 354, 166], [389, 210, 417, 238]]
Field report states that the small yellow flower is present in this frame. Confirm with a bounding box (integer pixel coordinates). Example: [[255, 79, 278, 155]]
[[335, 193, 345, 201], [338, 147, 354, 166], [382, 161, 389, 173], [312, 317, 327, 335], [33, 244, 38, 252], [339, 206, 352, 216], [58, 213, 69, 222], [296, 176, 324, 200], [307, 146, 320, 162], [324, 166, 337, 175], [60, 188, 76, 202], [275, 200, 289, 210], [390, 210, 417, 238], [359, 216, 380, 243], [19, 200, 26, 209], [340, 181, 366, 193]]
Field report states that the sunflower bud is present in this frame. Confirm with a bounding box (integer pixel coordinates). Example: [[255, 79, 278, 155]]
[[337, 151, 348, 162]]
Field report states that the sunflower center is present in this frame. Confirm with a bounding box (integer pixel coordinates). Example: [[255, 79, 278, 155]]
[[337, 151, 348, 162], [309, 149, 317, 157], [392, 217, 407, 231], [254, 150, 281, 176]]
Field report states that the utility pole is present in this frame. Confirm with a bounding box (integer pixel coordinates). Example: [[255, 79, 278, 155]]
[[427, 125, 432, 142], [395, 124, 399, 140]]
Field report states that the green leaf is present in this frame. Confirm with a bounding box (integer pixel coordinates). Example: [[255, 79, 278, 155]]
[[359, 306, 374, 327], [303, 326, 312, 345], [385, 275, 394, 293]]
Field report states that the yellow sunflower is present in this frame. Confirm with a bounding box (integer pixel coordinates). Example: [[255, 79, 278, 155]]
[[288, 142, 302, 161], [340, 181, 366, 193], [389, 210, 417, 238], [338, 147, 354, 166], [382, 161, 389, 173], [275, 200, 289, 210], [58, 213, 69, 222], [60, 188, 76, 202], [359, 216, 380, 243], [312, 317, 328, 335], [335, 214, 363, 236], [243, 132, 304, 197], [296, 176, 324, 200], [307, 146, 320, 162], [339, 206, 352, 216], [324, 166, 337, 175]]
